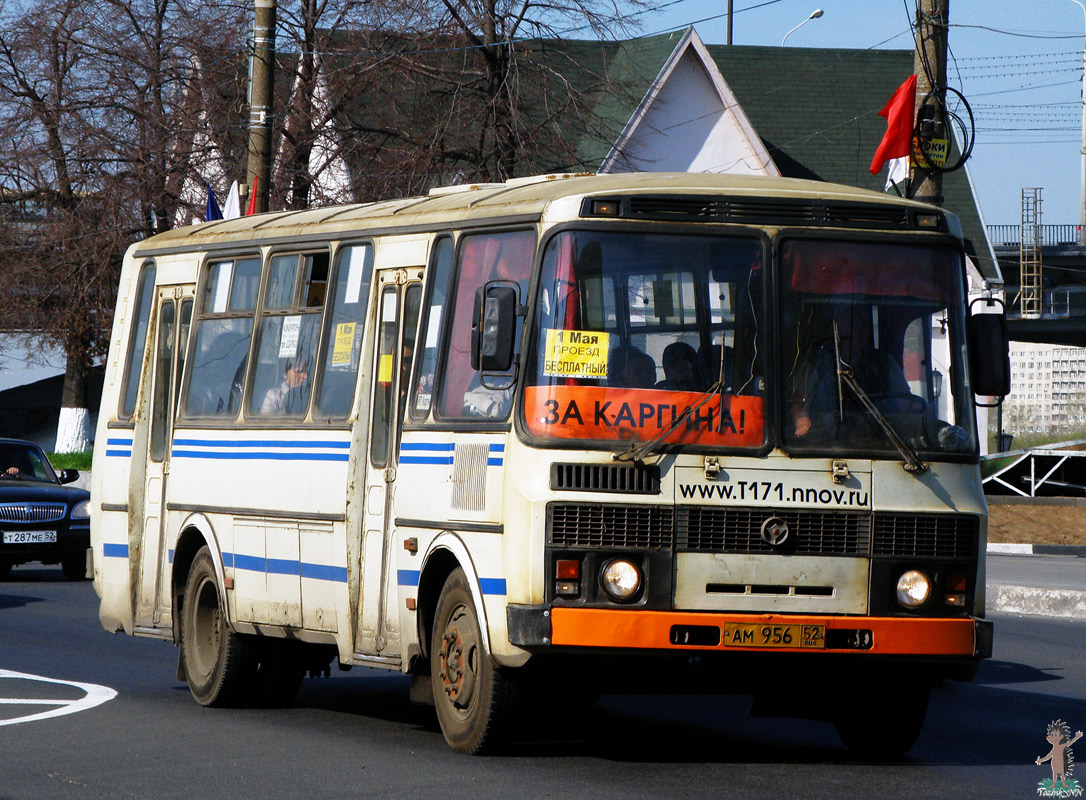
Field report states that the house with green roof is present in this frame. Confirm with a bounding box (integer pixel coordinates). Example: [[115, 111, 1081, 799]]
[[178, 26, 1000, 291]]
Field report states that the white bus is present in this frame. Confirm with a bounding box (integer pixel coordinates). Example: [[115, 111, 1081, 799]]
[[91, 172, 1008, 755]]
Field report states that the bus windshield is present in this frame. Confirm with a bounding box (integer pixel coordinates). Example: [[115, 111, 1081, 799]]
[[522, 230, 767, 451], [779, 238, 976, 456]]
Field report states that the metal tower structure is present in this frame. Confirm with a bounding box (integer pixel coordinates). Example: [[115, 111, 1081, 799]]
[[1019, 187, 1043, 319]]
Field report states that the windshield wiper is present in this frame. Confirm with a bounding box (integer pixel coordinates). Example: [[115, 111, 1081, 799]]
[[835, 358, 928, 475], [613, 379, 725, 463]]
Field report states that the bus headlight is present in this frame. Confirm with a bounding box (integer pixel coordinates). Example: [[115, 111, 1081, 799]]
[[600, 559, 641, 602], [895, 570, 931, 608]]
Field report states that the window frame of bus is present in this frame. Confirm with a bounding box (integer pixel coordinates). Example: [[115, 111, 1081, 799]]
[[118, 260, 157, 422], [246, 248, 330, 421], [408, 235, 455, 422], [515, 223, 771, 454], [180, 254, 262, 421], [432, 227, 536, 424], [313, 241, 374, 420]]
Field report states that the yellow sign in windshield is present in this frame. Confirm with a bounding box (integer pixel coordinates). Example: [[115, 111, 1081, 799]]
[[543, 329, 610, 379]]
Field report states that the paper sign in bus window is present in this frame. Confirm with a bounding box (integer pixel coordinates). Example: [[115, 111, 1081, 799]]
[[332, 322, 356, 365], [278, 315, 301, 358], [543, 329, 610, 379]]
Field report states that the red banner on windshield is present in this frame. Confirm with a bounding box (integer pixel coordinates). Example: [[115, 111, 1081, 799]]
[[523, 386, 764, 447]]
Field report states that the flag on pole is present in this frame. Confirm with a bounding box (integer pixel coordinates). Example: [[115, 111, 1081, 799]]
[[869, 74, 917, 181], [223, 180, 241, 219], [205, 182, 223, 221], [245, 176, 258, 216]]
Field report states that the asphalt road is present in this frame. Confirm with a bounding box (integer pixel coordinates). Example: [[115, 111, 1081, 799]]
[[1, 565, 1084, 800]]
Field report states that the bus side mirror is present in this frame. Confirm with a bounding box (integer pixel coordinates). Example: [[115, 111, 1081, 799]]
[[471, 284, 517, 372], [967, 302, 1010, 397]]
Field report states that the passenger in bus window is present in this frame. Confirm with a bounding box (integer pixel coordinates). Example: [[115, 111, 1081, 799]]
[[261, 357, 311, 414], [608, 346, 656, 388], [656, 342, 709, 391]]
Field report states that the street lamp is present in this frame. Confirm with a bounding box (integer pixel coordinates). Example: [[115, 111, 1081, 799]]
[[781, 9, 824, 46], [1068, 0, 1086, 245]]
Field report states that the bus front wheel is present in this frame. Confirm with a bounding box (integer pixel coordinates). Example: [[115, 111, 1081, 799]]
[[180, 547, 255, 707], [833, 679, 930, 758], [430, 569, 518, 754]]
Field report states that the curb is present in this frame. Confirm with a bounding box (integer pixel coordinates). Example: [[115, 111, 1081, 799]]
[[989, 584, 1086, 619], [987, 543, 1086, 557]]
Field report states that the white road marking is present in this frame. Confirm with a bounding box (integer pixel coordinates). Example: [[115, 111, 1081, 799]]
[[0, 669, 117, 726]]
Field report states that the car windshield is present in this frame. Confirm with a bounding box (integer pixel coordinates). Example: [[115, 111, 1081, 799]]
[[521, 230, 766, 452], [779, 239, 977, 457], [0, 443, 58, 482]]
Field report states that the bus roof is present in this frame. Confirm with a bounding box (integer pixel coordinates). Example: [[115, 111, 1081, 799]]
[[133, 172, 953, 255]]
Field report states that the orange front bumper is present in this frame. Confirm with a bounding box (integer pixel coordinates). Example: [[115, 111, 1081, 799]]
[[549, 607, 980, 656]]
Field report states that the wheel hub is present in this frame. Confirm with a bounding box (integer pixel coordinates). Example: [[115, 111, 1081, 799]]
[[439, 607, 478, 710]]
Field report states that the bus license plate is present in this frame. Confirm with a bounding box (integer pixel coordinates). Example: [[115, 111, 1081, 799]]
[[2, 531, 57, 544], [723, 623, 825, 649]]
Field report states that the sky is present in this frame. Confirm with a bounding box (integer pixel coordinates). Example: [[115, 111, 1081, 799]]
[[627, 0, 1086, 229]]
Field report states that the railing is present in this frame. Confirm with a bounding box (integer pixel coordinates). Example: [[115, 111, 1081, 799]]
[[988, 224, 1083, 248]]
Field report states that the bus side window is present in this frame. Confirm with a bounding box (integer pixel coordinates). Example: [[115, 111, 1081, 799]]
[[410, 237, 453, 420], [249, 251, 328, 419], [182, 257, 260, 418], [436, 229, 534, 420], [119, 260, 156, 420], [316, 244, 373, 418]]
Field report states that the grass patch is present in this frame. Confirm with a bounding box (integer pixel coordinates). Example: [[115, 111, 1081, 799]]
[[48, 451, 93, 471]]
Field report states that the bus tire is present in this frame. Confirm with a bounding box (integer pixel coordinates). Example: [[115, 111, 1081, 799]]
[[180, 547, 255, 707], [431, 568, 517, 754], [833, 679, 930, 758], [61, 554, 87, 581]]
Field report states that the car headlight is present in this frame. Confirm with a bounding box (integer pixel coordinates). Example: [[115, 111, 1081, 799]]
[[71, 499, 90, 520], [600, 559, 642, 601], [896, 569, 930, 608]]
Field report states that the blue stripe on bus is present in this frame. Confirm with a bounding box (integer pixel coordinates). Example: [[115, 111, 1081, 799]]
[[397, 570, 505, 595], [105, 437, 133, 458], [173, 438, 350, 449], [172, 450, 349, 462], [102, 543, 129, 558], [102, 544, 346, 584], [400, 455, 455, 465]]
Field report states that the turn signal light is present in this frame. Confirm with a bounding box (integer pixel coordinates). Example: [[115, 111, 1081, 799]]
[[945, 573, 968, 592], [556, 559, 581, 580]]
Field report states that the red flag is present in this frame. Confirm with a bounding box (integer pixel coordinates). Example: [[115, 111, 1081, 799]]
[[869, 74, 917, 175], [245, 176, 258, 215]]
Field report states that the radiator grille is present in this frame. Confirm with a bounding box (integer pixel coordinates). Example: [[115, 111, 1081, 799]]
[[677, 507, 870, 555], [550, 463, 660, 494], [548, 503, 674, 549], [872, 513, 978, 558], [0, 503, 67, 523]]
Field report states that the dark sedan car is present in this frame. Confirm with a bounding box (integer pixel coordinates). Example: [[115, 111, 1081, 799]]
[[0, 438, 90, 580]]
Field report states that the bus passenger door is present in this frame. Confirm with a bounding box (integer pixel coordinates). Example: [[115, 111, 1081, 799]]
[[136, 286, 193, 629], [357, 272, 421, 655]]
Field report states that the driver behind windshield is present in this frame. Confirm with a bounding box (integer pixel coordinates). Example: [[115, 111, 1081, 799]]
[[788, 303, 911, 439]]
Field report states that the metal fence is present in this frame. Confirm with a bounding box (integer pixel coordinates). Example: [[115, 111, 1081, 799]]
[[987, 224, 1082, 248]]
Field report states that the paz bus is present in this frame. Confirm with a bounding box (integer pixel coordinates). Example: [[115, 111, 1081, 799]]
[[90, 172, 1009, 755]]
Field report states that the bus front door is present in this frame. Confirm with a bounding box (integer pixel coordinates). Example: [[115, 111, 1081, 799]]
[[135, 286, 193, 629], [357, 272, 421, 656]]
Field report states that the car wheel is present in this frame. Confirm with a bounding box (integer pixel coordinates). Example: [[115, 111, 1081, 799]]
[[179, 546, 255, 706]]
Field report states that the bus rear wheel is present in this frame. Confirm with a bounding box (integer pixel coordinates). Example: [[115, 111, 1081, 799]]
[[430, 569, 518, 754], [180, 547, 255, 707]]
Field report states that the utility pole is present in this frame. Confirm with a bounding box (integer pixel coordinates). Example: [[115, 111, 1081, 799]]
[[246, 0, 276, 215], [908, 0, 949, 206], [726, 0, 733, 45]]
